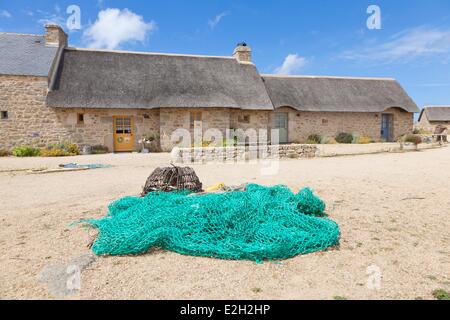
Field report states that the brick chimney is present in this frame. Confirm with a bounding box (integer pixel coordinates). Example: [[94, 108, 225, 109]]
[[233, 42, 251, 63], [45, 24, 68, 47]]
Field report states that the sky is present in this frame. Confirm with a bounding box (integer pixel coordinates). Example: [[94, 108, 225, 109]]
[[1, 0, 450, 113]]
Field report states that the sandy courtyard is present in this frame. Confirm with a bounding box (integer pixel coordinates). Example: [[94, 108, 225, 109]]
[[0, 147, 449, 300]]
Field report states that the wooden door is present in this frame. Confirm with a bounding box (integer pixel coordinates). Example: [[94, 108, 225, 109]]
[[274, 112, 289, 144], [113, 116, 134, 152], [381, 114, 393, 142]]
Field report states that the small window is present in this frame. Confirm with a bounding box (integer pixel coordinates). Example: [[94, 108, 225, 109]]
[[322, 119, 328, 125], [238, 115, 250, 124], [1, 111, 8, 119], [77, 113, 84, 124]]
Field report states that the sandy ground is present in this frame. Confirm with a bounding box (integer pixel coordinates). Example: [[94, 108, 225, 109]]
[[0, 147, 449, 300]]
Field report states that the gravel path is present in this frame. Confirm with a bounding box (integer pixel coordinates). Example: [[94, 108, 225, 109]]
[[0, 147, 449, 299]]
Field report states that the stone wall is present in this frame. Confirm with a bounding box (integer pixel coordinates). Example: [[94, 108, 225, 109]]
[[172, 144, 318, 163], [0, 75, 159, 151], [272, 107, 413, 143], [0, 75, 414, 152], [160, 108, 272, 151], [160, 108, 233, 152], [416, 115, 450, 133]]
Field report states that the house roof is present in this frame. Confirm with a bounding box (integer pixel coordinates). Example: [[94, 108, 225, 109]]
[[46, 48, 274, 110], [419, 106, 450, 122], [0, 33, 59, 77], [261, 75, 419, 113]]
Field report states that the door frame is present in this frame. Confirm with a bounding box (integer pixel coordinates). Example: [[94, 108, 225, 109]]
[[273, 112, 289, 144], [381, 113, 394, 142], [113, 115, 135, 152]]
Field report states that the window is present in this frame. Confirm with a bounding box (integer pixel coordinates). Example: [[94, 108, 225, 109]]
[[1, 111, 8, 119], [190, 112, 202, 130], [322, 119, 328, 125], [238, 115, 250, 124], [77, 113, 84, 124]]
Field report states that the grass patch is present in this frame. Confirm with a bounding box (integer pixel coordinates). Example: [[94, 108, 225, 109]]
[[432, 289, 450, 300], [333, 295, 347, 300]]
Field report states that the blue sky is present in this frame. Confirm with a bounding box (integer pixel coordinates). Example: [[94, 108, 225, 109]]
[[1, 0, 450, 113]]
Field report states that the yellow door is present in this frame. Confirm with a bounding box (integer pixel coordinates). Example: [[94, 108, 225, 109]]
[[113, 116, 134, 152]]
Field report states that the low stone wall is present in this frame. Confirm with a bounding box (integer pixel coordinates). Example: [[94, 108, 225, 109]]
[[172, 144, 318, 163], [172, 142, 447, 163]]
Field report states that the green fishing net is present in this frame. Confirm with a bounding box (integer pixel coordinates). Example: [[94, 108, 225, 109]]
[[84, 184, 340, 262]]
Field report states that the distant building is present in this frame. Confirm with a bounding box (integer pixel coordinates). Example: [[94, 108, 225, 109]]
[[417, 106, 450, 132], [0, 25, 419, 152]]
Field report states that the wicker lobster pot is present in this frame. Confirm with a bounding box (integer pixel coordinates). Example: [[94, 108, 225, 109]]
[[141, 166, 203, 196]]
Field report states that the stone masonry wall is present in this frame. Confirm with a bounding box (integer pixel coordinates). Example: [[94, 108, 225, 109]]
[[160, 108, 272, 151], [416, 115, 450, 133], [0, 75, 414, 152], [160, 108, 232, 152], [173, 144, 318, 163], [273, 107, 413, 143], [0, 75, 159, 151]]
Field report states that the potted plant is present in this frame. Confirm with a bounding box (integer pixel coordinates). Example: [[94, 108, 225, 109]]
[[139, 133, 160, 153]]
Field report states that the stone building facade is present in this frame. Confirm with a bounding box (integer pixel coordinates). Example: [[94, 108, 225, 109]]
[[0, 25, 419, 153], [416, 106, 450, 133]]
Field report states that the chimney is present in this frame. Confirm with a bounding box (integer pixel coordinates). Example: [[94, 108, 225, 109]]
[[233, 42, 251, 63], [45, 24, 68, 47]]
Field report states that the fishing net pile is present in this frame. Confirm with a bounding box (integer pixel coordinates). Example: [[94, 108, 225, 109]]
[[85, 184, 340, 262]]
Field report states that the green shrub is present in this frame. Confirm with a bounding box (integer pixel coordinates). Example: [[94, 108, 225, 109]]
[[91, 145, 109, 154], [356, 136, 373, 144], [304, 139, 318, 145], [307, 134, 322, 144], [432, 289, 450, 300], [0, 149, 11, 157], [40, 148, 71, 157], [321, 136, 338, 144], [413, 128, 433, 135], [40, 142, 79, 157], [335, 132, 354, 144], [402, 134, 422, 145], [12, 146, 40, 157]]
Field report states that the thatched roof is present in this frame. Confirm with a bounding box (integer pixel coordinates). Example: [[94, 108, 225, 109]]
[[47, 48, 274, 110], [0, 33, 58, 77], [419, 106, 450, 122], [262, 75, 419, 113]]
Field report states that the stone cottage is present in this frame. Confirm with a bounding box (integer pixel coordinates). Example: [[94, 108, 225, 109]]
[[0, 25, 419, 152], [417, 106, 450, 132]]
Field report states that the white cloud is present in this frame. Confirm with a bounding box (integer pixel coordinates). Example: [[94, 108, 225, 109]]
[[274, 54, 307, 75], [38, 15, 65, 26], [36, 8, 65, 26], [342, 26, 450, 63], [208, 11, 229, 30], [83, 8, 157, 50], [0, 10, 12, 18]]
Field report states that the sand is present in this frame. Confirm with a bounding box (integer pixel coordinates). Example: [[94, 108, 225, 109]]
[[0, 147, 449, 300]]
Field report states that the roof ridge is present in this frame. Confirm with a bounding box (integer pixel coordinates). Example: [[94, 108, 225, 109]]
[[65, 47, 236, 60], [0, 32, 43, 37], [261, 74, 396, 81]]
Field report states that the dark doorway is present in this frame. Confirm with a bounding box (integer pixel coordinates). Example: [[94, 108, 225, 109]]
[[381, 114, 393, 142]]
